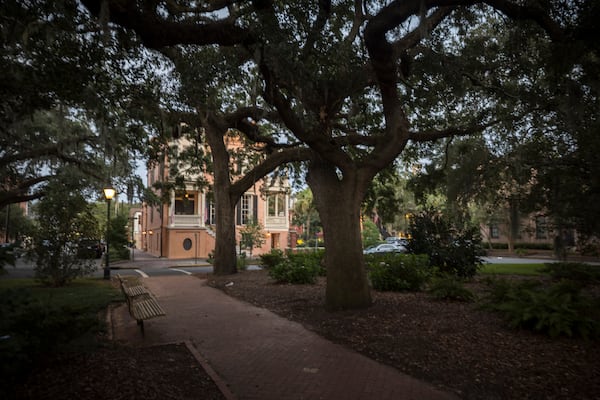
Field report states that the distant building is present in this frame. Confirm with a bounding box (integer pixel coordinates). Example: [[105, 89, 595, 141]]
[[141, 134, 291, 259], [129, 208, 142, 248], [482, 213, 575, 248]]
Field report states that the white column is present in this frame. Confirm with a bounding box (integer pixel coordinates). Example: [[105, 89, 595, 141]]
[[169, 190, 175, 227], [200, 191, 206, 227]]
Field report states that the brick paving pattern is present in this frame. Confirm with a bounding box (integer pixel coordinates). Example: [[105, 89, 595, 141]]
[[110, 263, 457, 400]]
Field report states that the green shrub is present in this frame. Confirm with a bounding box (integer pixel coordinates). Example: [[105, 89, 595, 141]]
[[489, 243, 554, 251], [428, 275, 475, 302], [407, 209, 483, 278], [514, 247, 526, 257], [0, 288, 105, 388], [361, 219, 381, 248], [542, 262, 600, 284], [267, 249, 325, 284], [109, 245, 131, 262], [237, 253, 248, 271], [259, 249, 285, 269], [269, 260, 319, 284], [481, 279, 600, 339], [0, 245, 16, 272], [516, 243, 553, 250], [366, 253, 432, 291], [287, 250, 326, 276]]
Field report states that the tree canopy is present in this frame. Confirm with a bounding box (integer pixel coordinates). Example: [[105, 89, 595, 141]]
[[1, 0, 163, 206], [78, 0, 599, 309], [3, 0, 597, 309]]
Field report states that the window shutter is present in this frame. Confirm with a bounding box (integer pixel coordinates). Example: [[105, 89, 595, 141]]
[[253, 195, 258, 222], [236, 200, 241, 225]]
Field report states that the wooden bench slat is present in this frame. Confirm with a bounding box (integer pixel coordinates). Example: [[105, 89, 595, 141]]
[[123, 285, 150, 297], [115, 274, 166, 334], [130, 297, 166, 321]]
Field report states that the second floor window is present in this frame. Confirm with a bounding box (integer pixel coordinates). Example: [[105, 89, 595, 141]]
[[267, 193, 286, 217], [236, 194, 257, 225], [175, 193, 195, 215], [489, 224, 500, 239]]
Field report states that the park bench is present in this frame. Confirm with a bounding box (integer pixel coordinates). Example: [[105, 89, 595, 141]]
[[116, 274, 166, 335]]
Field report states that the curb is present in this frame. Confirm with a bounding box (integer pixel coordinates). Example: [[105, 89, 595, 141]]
[[184, 340, 237, 400], [106, 304, 234, 399]]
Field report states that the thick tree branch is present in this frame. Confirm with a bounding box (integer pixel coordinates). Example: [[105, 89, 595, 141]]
[[302, 0, 332, 57], [0, 192, 45, 209], [1, 135, 99, 166], [0, 175, 52, 208], [410, 126, 480, 142], [231, 147, 314, 199], [346, 0, 367, 44], [391, 6, 454, 54], [80, 0, 253, 48]]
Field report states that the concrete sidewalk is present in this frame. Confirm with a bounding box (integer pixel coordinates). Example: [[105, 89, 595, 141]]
[[110, 275, 458, 400]]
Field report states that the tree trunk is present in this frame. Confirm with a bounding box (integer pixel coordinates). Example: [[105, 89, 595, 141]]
[[307, 160, 372, 310], [507, 199, 520, 254], [212, 190, 238, 275], [204, 123, 238, 275]]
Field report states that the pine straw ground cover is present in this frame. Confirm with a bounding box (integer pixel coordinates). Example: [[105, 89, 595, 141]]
[[207, 269, 600, 400]]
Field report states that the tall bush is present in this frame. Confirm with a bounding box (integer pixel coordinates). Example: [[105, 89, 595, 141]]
[[108, 213, 131, 261], [361, 219, 381, 248], [407, 209, 483, 278], [32, 180, 98, 286]]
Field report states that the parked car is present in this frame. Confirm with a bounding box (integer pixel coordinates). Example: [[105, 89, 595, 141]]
[[1, 242, 23, 258], [1, 242, 22, 260], [385, 237, 410, 247], [363, 243, 407, 254], [76, 239, 103, 259]]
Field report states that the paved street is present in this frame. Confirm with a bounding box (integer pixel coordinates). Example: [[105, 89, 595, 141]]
[[3, 248, 598, 280], [1, 248, 256, 279]]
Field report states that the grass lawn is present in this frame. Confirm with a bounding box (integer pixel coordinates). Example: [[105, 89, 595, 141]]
[[0, 278, 124, 395], [0, 277, 123, 311], [479, 263, 546, 276]]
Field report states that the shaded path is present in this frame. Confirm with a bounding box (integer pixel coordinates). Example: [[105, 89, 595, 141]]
[[110, 275, 457, 400]]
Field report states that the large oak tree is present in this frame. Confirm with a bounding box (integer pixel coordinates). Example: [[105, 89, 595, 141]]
[[81, 0, 597, 309]]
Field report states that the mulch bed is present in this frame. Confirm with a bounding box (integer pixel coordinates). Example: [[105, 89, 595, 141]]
[[207, 270, 600, 400], [9, 343, 225, 400]]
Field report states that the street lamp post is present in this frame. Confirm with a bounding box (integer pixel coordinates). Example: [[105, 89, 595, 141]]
[[103, 185, 116, 280]]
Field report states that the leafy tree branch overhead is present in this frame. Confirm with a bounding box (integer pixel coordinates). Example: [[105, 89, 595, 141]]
[[79, 0, 598, 310], [1, 0, 163, 205]]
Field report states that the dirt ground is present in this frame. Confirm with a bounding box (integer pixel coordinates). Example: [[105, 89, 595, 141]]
[[10, 269, 600, 400], [11, 343, 225, 400]]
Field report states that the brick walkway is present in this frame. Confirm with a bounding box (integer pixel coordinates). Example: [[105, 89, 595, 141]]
[[110, 274, 458, 400]]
